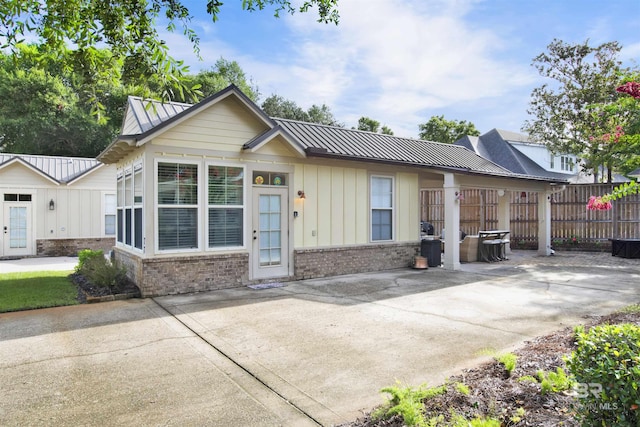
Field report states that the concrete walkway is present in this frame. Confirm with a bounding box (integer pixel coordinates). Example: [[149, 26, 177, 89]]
[[0, 251, 638, 426]]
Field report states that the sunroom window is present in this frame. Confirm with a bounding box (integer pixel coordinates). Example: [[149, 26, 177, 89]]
[[157, 162, 198, 251]]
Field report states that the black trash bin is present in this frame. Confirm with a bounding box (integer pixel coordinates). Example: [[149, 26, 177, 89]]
[[420, 239, 441, 267]]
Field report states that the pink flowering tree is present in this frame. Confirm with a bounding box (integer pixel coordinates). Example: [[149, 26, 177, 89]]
[[587, 81, 640, 210]]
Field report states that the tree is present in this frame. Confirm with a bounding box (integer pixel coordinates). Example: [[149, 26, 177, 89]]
[[261, 95, 342, 126], [381, 125, 394, 136], [523, 39, 632, 183], [0, 1, 339, 117], [181, 58, 260, 102], [357, 117, 380, 132], [418, 115, 480, 144], [0, 45, 130, 156]]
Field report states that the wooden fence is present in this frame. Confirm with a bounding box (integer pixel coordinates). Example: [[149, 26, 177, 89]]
[[420, 184, 640, 250]]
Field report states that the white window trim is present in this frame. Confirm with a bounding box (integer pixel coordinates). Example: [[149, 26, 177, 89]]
[[205, 161, 247, 252], [102, 191, 117, 237], [369, 174, 395, 242], [154, 158, 202, 254]]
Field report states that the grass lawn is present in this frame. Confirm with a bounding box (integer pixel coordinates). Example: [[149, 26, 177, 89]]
[[0, 270, 78, 313]]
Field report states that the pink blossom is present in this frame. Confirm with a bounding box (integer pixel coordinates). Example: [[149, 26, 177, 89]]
[[616, 81, 640, 99], [586, 195, 612, 211]]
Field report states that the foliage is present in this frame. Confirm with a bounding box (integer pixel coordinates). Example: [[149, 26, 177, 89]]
[[567, 323, 640, 426], [261, 94, 342, 126], [0, 271, 77, 312], [78, 251, 128, 292], [0, 1, 339, 114], [523, 39, 634, 182], [536, 367, 574, 395], [495, 353, 517, 377], [454, 382, 470, 396], [418, 115, 480, 144], [180, 58, 260, 102], [76, 249, 105, 273], [356, 116, 393, 135], [373, 382, 446, 426]]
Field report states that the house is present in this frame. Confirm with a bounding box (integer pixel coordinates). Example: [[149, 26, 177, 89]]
[[98, 85, 567, 297], [0, 154, 116, 258], [455, 129, 633, 184]]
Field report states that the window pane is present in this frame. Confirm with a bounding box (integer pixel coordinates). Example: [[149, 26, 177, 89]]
[[105, 194, 116, 214], [208, 208, 243, 247], [125, 208, 132, 245], [158, 208, 198, 250], [134, 208, 143, 249], [371, 177, 392, 208], [117, 209, 123, 243], [158, 163, 198, 205], [105, 215, 116, 235], [372, 209, 392, 241], [208, 166, 243, 205], [134, 169, 143, 204]]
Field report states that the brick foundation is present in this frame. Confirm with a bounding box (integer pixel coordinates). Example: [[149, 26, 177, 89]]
[[114, 242, 420, 297], [36, 238, 115, 257], [114, 249, 249, 297], [294, 242, 420, 280]]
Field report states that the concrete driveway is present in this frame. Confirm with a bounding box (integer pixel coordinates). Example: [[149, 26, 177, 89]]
[[1, 251, 638, 426]]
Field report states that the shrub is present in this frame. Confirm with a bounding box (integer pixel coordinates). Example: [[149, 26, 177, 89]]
[[536, 367, 573, 395], [373, 382, 446, 426], [567, 323, 640, 426], [76, 249, 104, 272], [495, 353, 517, 377], [79, 254, 128, 292], [455, 382, 470, 396]]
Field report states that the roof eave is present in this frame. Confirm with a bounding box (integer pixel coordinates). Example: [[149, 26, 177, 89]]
[[97, 137, 138, 164]]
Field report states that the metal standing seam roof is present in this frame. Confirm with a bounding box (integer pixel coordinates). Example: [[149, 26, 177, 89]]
[[0, 154, 101, 183], [106, 88, 566, 182]]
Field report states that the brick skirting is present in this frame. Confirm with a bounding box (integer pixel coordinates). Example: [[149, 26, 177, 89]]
[[36, 238, 115, 257], [294, 242, 420, 280], [114, 250, 249, 297], [114, 242, 420, 297]]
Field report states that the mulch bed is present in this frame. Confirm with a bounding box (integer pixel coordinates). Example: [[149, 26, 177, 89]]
[[342, 308, 640, 427], [70, 272, 140, 303]]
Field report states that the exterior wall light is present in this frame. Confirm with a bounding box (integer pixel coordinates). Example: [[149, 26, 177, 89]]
[[297, 190, 306, 199], [49, 199, 55, 210]]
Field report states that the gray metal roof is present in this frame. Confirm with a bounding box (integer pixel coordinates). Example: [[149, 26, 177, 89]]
[[271, 119, 511, 175], [121, 96, 192, 135], [101, 86, 566, 182], [0, 153, 101, 183]]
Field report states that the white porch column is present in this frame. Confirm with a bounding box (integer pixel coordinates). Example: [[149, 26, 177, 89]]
[[442, 173, 461, 270], [497, 190, 511, 256], [537, 189, 552, 256]]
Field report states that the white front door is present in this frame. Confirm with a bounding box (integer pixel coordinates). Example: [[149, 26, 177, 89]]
[[3, 203, 32, 257], [252, 188, 289, 279]]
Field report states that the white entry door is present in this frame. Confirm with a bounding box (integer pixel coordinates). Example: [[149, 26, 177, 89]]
[[3, 203, 32, 257], [252, 188, 289, 280]]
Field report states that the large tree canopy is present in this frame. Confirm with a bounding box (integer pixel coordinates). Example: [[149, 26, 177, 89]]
[[261, 94, 342, 126], [523, 39, 633, 183], [418, 115, 480, 144], [0, 0, 339, 116]]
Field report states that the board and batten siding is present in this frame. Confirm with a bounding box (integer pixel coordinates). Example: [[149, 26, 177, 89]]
[[294, 164, 420, 248], [151, 97, 268, 152]]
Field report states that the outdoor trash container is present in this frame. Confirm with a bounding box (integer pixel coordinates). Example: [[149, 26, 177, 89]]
[[420, 239, 441, 267]]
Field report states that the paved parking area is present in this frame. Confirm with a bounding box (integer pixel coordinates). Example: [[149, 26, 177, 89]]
[[1, 251, 638, 426]]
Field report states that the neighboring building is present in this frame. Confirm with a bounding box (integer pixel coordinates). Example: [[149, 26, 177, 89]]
[[98, 85, 565, 297], [455, 129, 586, 182], [0, 154, 116, 258]]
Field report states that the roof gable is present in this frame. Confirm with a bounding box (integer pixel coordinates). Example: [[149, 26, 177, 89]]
[[0, 154, 102, 184]]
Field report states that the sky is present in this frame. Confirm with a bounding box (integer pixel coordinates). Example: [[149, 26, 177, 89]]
[[161, 0, 640, 139]]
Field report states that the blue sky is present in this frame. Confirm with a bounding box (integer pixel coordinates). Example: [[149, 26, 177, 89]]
[[163, 0, 640, 138]]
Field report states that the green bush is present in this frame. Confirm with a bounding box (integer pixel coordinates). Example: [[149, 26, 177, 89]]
[[76, 249, 104, 272], [495, 353, 517, 377], [567, 324, 640, 426], [373, 382, 446, 426], [536, 367, 573, 395], [79, 254, 128, 292]]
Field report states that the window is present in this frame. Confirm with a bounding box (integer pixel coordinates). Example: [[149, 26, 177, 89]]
[[550, 154, 555, 169], [133, 166, 143, 249], [561, 156, 574, 172], [157, 162, 198, 251], [208, 165, 244, 248], [371, 176, 393, 241], [104, 194, 116, 236], [116, 174, 124, 243], [116, 164, 143, 249]]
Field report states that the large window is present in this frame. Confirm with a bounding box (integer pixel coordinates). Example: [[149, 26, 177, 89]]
[[561, 156, 574, 172], [208, 165, 244, 248], [371, 176, 393, 241], [157, 162, 198, 251]]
